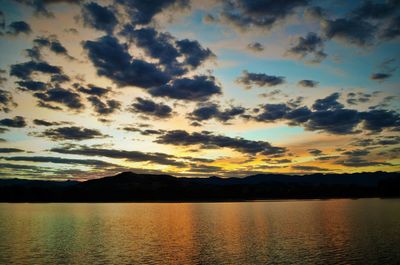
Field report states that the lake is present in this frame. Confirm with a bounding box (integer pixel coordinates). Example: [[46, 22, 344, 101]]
[[0, 199, 399, 264]]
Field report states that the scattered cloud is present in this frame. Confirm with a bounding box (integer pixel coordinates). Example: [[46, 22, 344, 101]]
[[37, 126, 106, 141], [298, 79, 319, 88], [150, 75, 221, 101], [50, 145, 186, 166], [7, 21, 32, 35], [247, 42, 264, 52], [156, 130, 286, 156], [237, 71, 285, 88], [0, 116, 27, 128], [188, 103, 246, 123], [130, 97, 172, 118], [287, 32, 327, 63], [82, 2, 118, 34]]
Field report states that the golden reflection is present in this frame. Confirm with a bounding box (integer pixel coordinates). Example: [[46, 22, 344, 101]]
[[1, 200, 400, 264]]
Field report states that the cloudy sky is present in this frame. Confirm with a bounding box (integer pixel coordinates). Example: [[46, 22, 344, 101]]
[[0, 0, 399, 180]]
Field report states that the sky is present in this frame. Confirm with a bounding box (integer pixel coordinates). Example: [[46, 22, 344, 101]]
[[0, 0, 399, 180]]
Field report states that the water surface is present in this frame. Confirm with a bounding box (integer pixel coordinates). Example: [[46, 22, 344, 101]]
[[0, 199, 399, 264]]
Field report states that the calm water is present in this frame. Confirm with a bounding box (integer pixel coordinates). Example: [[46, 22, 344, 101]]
[[0, 199, 399, 265]]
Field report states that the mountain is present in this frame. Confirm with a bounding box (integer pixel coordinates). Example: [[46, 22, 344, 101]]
[[0, 171, 399, 202]]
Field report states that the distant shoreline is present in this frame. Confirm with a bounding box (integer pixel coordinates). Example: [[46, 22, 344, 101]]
[[1, 196, 399, 204], [1, 171, 399, 203]]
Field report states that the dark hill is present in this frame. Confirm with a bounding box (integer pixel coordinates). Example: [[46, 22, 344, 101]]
[[0, 171, 399, 202]]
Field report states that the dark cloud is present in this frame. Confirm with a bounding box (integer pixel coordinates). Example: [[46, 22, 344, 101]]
[[0, 148, 25, 153], [182, 156, 215, 163], [381, 16, 400, 40], [188, 103, 245, 123], [315, 155, 340, 161], [82, 2, 118, 33], [188, 164, 223, 173], [83, 35, 170, 88], [322, 18, 376, 46], [0, 69, 7, 84], [116, 0, 189, 25], [259, 89, 285, 100], [49, 40, 69, 55], [120, 26, 185, 76], [2, 156, 115, 167], [51, 74, 70, 83], [16, 80, 47, 91], [287, 96, 305, 108], [50, 145, 185, 166], [122, 127, 165, 136], [291, 165, 330, 172], [254, 93, 400, 134], [156, 130, 286, 156], [64, 28, 78, 34], [219, 0, 308, 30], [10, 61, 62, 80], [25, 47, 42, 60], [31, 36, 73, 59], [33, 36, 51, 46], [370, 73, 391, 81], [176, 39, 215, 69], [282, 106, 312, 125], [34, 87, 84, 110], [87, 96, 121, 115], [312, 92, 343, 111], [120, 26, 214, 75], [254, 103, 291, 122], [7, 21, 32, 35], [0, 162, 49, 171], [0, 11, 5, 30], [33, 119, 69, 126], [336, 157, 391, 167], [308, 149, 323, 156], [38, 126, 106, 141], [140, 129, 166, 136], [353, 139, 374, 147], [346, 92, 373, 105], [353, 136, 400, 147], [353, 0, 400, 19], [287, 32, 327, 63], [76, 84, 110, 97], [247, 42, 264, 52], [360, 109, 400, 132], [376, 136, 400, 146], [150, 75, 221, 101], [130, 97, 172, 118], [190, 121, 202, 127], [0, 89, 17, 113], [0, 116, 27, 128], [305, 108, 361, 134], [37, 101, 62, 110], [298, 79, 319, 88], [237, 71, 285, 88], [342, 149, 370, 157]]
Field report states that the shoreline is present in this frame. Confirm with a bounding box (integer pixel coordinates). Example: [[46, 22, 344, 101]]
[[1, 196, 399, 204]]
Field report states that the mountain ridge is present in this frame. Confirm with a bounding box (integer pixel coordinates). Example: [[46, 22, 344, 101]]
[[0, 171, 399, 202]]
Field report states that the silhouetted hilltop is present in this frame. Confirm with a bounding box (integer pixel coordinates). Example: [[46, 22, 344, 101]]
[[0, 171, 399, 202], [182, 172, 392, 186]]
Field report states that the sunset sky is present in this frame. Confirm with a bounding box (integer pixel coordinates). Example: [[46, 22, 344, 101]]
[[0, 0, 399, 180]]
